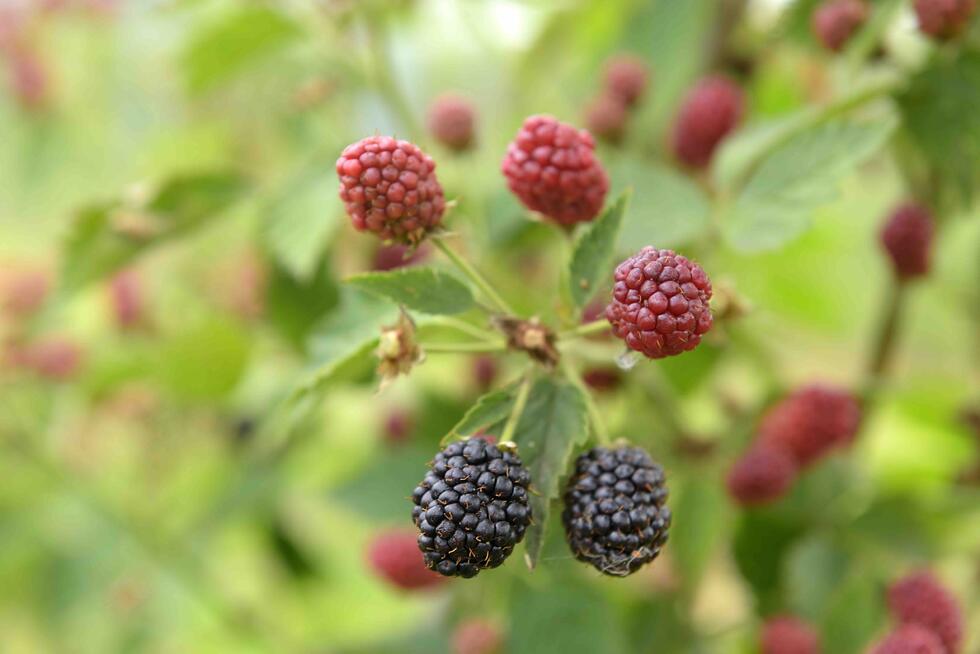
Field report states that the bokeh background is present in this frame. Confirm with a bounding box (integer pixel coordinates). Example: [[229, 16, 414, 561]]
[[1, 0, 979, 653]]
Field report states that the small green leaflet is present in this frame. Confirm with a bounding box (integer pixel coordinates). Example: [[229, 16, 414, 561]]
[[441, 383, 520, 446], [345, 267, 475, 315], [567, 191, 630, 310]]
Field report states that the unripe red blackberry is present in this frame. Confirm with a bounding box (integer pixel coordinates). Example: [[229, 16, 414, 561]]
[[585, 94, 628, 144], [671, 76, 745, 169], [366, 529, 445, 591], [372, 243, 430, 271], [471, 355, 498, 392], [880, 203, 934, 280], [758, 385, 861, 468], [760, 616, 821, 654], [382, 408, 414, 445], [0, 267, 48, 318], [108, 269, 144, 330], [726, 447, 797, 507], [582, 367, 622, 393], [6, 44, 49, 112], [812, 0, 869, 52], [411, 438, 532, 578], [337, 136, 446, 245], [887, 571, 963, 654], [914, 0, 977, 40], [427, 94, 476, 151], [602, 54, 649, 107], [562, 445, 671, 577], [22, 336, 83, 380], [870, 624, 946, 654], [605, 247, 713, 360], [501, 115, 610, 227], [451, 619, 504, 654]]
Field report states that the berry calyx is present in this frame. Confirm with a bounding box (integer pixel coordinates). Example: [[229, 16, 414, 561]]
[[812, 0, 869, 52], [605, 247, 713, 360], [562, 445, 671, 577], [501, 115, 610, 227], [760, 616, 821, 654], [887, 570, 963, 654], [602, 54, 649, 107], [671, 75, 745, 169], [427, 94, 477, 151], [366, 529, 445, 591], [880, 203, 935, 280], [757, 385, 861, 468], [726, 447, 797, 507], [869, 624, 946, 654], [914, 0, 977, 40], [411, 438, 532, 578], [337, 136, 446, 245]]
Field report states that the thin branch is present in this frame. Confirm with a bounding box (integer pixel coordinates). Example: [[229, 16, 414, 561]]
[[500, 374, 533, 444], [560, 319, 610, 340], [562, 358, 611, 445], [431, 235, 516, 316], [422, 341, 508, 354]]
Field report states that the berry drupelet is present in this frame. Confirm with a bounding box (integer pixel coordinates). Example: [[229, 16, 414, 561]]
[[411, 438, 532, 578], [562, 445, 671, 577], [605, 247, 713, 360], [336, 136, 446, 245]]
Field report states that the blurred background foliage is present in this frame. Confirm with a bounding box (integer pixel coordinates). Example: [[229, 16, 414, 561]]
[[0, 0, 979, 653]]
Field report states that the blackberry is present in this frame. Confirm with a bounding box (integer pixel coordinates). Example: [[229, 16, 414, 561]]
[[870, 624, 946, 654], [605, 247, 713, 359], [880, 203, 934, 280], [336, 136, 446, 245], [726, 446, 797, 507], [602, 54, 649, 107], [585, 93, 628, 144], [427, 94, 477, 151], [914, 0, 977, 40], [411, 438, 532, 578], [671, 76, 745, 169], [501, 115, 610, 227], [760, 616, 821, 654], [812, 0, 869, 52], [887, 571, 963, 654], [758, 384, 861, 468], [366, 529, 445, 591], [562, 445, 671, 577]]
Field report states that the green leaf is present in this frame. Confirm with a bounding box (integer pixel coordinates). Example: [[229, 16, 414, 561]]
[[265, 256, 340, 353], [612, 160, 710, 250], [670, 478, 727, 590], [819, 573, 887, 654], [511, 377, 590, 569], [567, 192, 629, 309], [733, 509, 807, 613], [724, 117, 896, 252], [897, 50, 980, 210], [442, 384, 520, 446], [345, 267, 475, 315], [785, 535, 851, 621], [331, 444, 434, 523], [262, 166, 341, 282], [61, 171, 248, 292], [181, 6, 303, 94]]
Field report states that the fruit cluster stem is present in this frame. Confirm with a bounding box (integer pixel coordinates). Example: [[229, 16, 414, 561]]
[[500, 374, 532, 444], [562, 359, 611, 445], [863, 278, 907, 403], [560, 319, 610, 340], [432, 236, 516, 316]]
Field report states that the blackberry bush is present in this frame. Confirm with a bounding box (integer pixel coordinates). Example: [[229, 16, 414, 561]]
[[411, 438, 532, 578], [561, 445, 671, 577]]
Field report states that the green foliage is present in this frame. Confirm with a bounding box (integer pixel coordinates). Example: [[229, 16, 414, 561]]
[[153, 317, 252, 400], [670, 478, 728, 591], [613, 159, 710, 250], [567, 191, 629, 309], [346, 267, 476, 315]]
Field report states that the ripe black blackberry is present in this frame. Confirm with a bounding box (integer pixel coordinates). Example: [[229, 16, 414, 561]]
[[562, 445, 671, 577], [411, 438, 532, 578]]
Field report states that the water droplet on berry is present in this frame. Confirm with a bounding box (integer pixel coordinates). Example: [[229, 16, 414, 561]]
[[616, 350, 641, 371]]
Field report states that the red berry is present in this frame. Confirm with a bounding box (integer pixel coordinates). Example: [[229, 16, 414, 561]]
[[471, 355, 498, 392], [21, 337, 83, 380], [870, 624, 946, 654], [760, 616, 821, 654], [880, 203, 934, 280], [502, 115, 610, 227], [451, 619, 503, 654], [757, 385, 861, 468], [812, 0, 869, 52], [372, 243, 430, 271], [602, 54, 649, 107], [6, 44, 49, 112], [0, 266, 49, 317], [671, 76, 745, 169], [605, 247, 713, 359], [887, 571, 963, 654], [582, 367, 622, 393], [727, 447, 798, 507], [584, 93, 628, 144], [109, 269, 144, 330], [427, 94, 476, 151], [382, 409, 413, 445], [337, 136, 446, 245], [914, 0, 977, 39], [366, 529, 445, 591]]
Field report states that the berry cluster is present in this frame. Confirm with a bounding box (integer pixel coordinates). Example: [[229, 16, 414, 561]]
[[914, 0, 977, 40], [760, 616, 821, 654], [584, 54, 650, 143], [605, 247, 714, 360], [880, 203, 935, 280], [811, 0, 869, 52], [427, 94, 477, 152], [561, 445, 671, 577], [887, 571, 963, 654], [411, 438, 532, 578], [671, 75, 744, 169]]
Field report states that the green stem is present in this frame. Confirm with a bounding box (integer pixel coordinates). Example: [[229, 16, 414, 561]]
[[432, 236, 516, 315], [423, 341, 508, 354], [560, 319, 610, 340], [500, 374, 533, 444], [562, 359, 611, 445], [863, 277, 907, 405], [427, 316, 499, 343]]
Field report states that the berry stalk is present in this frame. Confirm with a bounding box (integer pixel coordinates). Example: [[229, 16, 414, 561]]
[[863, 275, 907, 403], [561, 358, 611, 445], [431, 235, 516, 316]]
